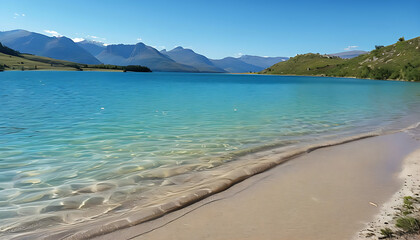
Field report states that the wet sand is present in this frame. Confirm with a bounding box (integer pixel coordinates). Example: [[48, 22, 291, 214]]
[[96, 132, 420, 240]]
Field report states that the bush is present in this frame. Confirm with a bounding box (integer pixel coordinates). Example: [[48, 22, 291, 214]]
[[375, 45, 384, 50], [401, 63, 420, 81], [370, 67, 392, 80], [389, 71, 400, 79], [359, 66, 371, 78], [399, 37, 405, 42]]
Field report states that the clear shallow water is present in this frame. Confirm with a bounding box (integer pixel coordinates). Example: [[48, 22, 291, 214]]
[[0, 72, 420, 236]]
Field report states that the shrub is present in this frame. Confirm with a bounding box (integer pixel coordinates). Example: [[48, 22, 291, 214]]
[[359, 66, 371, 78], [401, 64, 420, 81], [369, 67, 392, 80], [399, 37, 405, 42]]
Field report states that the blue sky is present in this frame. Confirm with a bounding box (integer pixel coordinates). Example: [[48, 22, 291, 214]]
[[1, 0, 419, 58]]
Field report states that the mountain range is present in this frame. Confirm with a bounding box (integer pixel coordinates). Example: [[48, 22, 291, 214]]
[[0, 30, 101, 64], [0, 41, 151, 72], [160, 47, 225, 72], [95, 43, 198, 72], [0, 29, 368, 73], [0, 29, 292, 73]]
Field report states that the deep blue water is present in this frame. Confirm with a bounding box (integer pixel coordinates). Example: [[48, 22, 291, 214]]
[[0, 71, 419, 234]]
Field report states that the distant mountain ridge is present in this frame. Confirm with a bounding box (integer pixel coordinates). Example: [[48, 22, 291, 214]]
[[328, 50, 368, 59], [210, 57, 264, 73], [161, 47, 225, 73], [238, 55, 289, 68], [77, 40, 106, 56], [210, 55, 289, 73], [0, 30, 101, 64], [96, 43, 198, 72], [0, 29, 288, 72]]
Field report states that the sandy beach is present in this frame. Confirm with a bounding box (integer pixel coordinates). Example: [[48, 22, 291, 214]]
[[88, 131, 420, 240], [357, 148, 420, 239]]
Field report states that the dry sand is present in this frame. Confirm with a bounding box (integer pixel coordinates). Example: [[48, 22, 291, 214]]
[[95, 131, 420, 240]]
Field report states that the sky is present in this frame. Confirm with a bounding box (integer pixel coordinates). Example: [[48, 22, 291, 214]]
[[1, 0, 419, 59]]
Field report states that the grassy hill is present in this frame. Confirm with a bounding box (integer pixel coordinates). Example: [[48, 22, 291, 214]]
[[261, 37, 420, 81], [0, 42, 151, 72]]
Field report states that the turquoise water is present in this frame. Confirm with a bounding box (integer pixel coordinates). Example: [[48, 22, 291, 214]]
[[1, 71, 420, 236]]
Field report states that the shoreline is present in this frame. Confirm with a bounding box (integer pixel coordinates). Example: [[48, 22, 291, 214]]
[[236, 72, 417, 82], [356, 148, 420, 239], [99, 131, 420, 240], [9, 125, 420, 240], [95, 130, 420, 240], [2, 70, 417, 82]]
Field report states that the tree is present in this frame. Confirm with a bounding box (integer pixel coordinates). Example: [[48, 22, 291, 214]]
[[375, 45, 384, 50], [123, 65, 152, 72], [0, 42, 21, 56], [399, 37, 405, 42]]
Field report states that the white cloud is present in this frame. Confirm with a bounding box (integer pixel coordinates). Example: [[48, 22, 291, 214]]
[[72, 38, 85, 42], [13, 13, 25, 18], [44, 30, 62, 37], [344, 45, 359, 51], [234, 52, 244, 58], [87, 35, 106, 41], [137, 38, 142, 41]]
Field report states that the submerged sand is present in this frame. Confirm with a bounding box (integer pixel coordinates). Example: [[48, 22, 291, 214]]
[[96, 132, 420, 240]]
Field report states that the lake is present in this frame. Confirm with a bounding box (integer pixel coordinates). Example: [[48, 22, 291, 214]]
[[1, 71, 419, 236]]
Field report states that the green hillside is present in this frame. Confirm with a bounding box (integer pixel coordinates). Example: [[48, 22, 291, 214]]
[[261, 37, 420, 81], [0, 42, 151, 72]]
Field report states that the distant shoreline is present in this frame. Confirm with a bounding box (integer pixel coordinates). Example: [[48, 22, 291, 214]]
[[236, 72, 418, 82], [2, 70, 418, 82]]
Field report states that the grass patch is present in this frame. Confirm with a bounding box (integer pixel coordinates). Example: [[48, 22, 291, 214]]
[[395, 217, 420, 233], [0, 53, 151, 72], [380, 227, 394, 238], [403, 196, 415, 210]]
